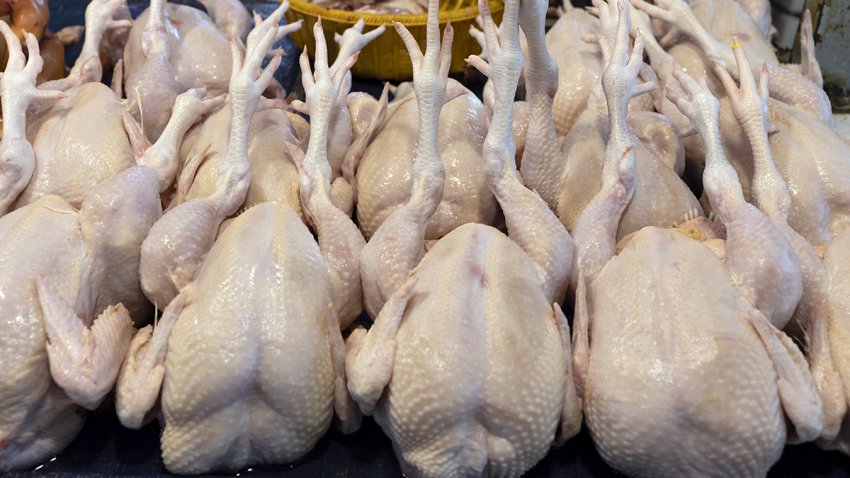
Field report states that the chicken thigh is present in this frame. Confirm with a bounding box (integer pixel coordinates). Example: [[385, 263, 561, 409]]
[[348, 2, 581, 476], [570, 11, 822, 476], [117, 14, 363, 473], [0, 27, 216, 471]]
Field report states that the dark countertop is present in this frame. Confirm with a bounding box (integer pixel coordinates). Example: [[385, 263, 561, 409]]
[[5, 404, 850, 477], [11, 1, 850, 476]]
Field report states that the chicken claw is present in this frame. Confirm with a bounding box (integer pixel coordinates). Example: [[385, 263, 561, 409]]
[[299, 19, 358, 123], [665, 64, 720, 139], [332, 18, 386, 75], [40, 0, 132, 91], [467, 0, 522, 185], [394, 1, 453, 104], [712, 45, 771, 135]]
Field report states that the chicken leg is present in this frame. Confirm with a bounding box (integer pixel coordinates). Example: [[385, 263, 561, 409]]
[[571, 2, 642, 282], [288, 20, 366, 328], [359, 9, 453, 317], [469, 0, 573, 305], [139, 4, 286, 308]]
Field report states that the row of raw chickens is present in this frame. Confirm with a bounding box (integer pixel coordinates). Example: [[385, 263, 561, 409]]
[[0, 0, 848, 476]]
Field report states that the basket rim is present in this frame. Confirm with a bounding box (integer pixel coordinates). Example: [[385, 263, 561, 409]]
[[286, 0, 504, 26]]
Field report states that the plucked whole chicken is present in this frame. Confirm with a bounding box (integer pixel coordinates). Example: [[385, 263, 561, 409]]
[[348, 1, 581, 476], [116, 6, 367, 474], [1, 0, 849, 474], [0, 17, 219, 470], [569, 4, 824, 477]]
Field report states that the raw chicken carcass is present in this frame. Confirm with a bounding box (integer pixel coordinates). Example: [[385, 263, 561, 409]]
[[123, 0, 238, 141], [520, 0, 696, 241], [708, 47, 850, 456], [0, 0, 136, 213], [0, 25, 218, 470], [117, 12, 363, 473], [570, 10, 822, 476], [354, 17, 495, 240], [348, 2, 581, 476]]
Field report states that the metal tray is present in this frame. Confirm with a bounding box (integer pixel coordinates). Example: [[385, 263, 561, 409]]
[[7, 1, 850, 476]]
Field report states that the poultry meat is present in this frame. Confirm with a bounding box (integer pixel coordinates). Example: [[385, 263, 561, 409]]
[[0, 0, 134, 213], [570, 7, 823, 477], [117, 10, 365, 473], [0, 21, 219, 470], [709, 45, 850, 458], [174, 18, 383, 220], [348, 1, 581, 475], [634, 0, 832, 127], [122, 0, 237, 141], [520, 0, 696, 241]]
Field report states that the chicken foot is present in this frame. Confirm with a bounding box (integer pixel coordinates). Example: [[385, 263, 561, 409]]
[[290, 19, 386, 199]]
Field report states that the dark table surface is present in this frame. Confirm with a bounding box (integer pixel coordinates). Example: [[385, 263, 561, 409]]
[[13, 1, 850, 477]]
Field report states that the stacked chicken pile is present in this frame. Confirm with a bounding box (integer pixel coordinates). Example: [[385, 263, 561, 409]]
[[0, 0, 848, 476]]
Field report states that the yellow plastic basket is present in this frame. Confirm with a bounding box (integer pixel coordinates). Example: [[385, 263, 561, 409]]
[[284, 0, 503, 80]]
